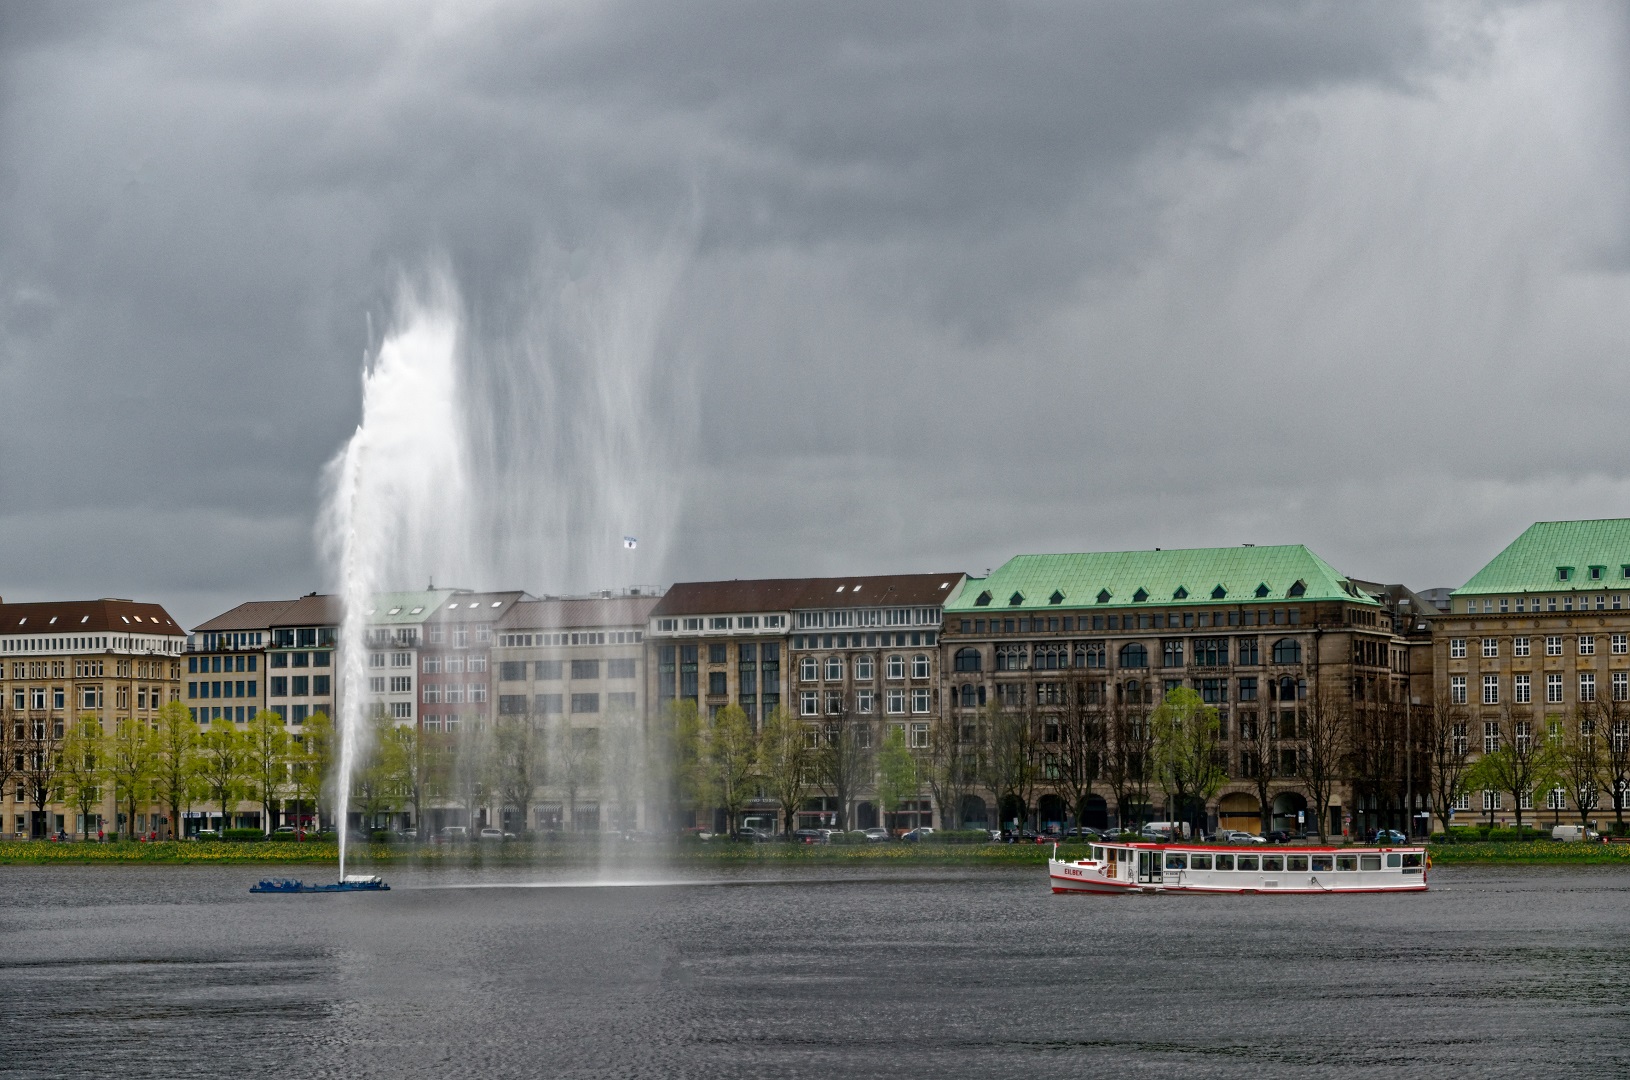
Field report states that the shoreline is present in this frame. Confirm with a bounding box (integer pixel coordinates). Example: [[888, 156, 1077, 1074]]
[[3, 839, 1628, 867]]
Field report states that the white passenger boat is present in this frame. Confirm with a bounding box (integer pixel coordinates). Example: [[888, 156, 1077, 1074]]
[[1049, 841, 1428, 895]]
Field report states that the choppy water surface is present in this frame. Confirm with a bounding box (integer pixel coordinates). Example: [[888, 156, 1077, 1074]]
[[2, 863, 1626, 1079]]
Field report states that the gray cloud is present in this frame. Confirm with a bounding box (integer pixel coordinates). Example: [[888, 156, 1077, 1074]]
[[1, 0, 1626, 627]]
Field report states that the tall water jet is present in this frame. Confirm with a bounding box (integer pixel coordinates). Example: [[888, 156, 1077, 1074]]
[[321, 278, 470, 876]]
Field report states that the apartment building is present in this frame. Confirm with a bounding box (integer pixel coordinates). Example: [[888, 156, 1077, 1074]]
[[490, 591, 660, 832], [0, 598, 187, 837], [263, 594, 341, 729], [1439, 519, 1630, 828], [417, 591, 528, 737], [186, 600, 287, 724], [363, 590, 456, 728], [942, 546, 1415, 837]]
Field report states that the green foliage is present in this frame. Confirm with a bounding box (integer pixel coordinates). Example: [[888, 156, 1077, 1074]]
[[876, 724, 918, 816], [758, 705, 812, 835], [154, 701, 201, 839], [1150, 687, 1225, 830], [221, 828, 264, 842], [701, 704, 758, 833]]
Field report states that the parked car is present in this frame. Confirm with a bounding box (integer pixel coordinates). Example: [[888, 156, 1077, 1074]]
[[478, 827, 510, 842], [195, 829, 219, 840], [273, 826, 298, 836], [1215, 830, 1265, 844], [863, 828, 890, 842], [1371, 829, 1408, 845], [440, 826, 469, 841], [1064, 827, 1103, 841], [1551, 825, 1598, 842], [735, 827, 773, 842], [900, 827, 936, 842], [400, 828, 418, 841], [792, 829, 827, 844]]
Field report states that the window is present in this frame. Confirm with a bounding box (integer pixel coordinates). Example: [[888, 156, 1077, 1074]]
[[825, 656, 844, 681], [608, 658, 636, 679], [708, 671, 727, 696], [571, 659, 600, 680], [708, 643, 727, 665], [801, 691, 818, 716], [1450, 675, 1467, 705], [1483, 790, 1501, 811], [855, 655, 875, 680], [1546, 636, 1563, 656], [1514, 674, 1530, 704], [1192, 638, 1227, 666], [1580, 636, 1596, 656], [1118, 643, 1148, 668], [1482, 638, 1498, 658], [1513, 636, 1530, 657], [422, 685, 441, 704], [498, 695, 528, 715], [1483, 721, 1500, 753], [1449, 638, 1466, 659], [912, 688, 931, 713], [1615, 672, 1628, 702], [884, 688, 906, 714], [910, 722, 930, 749], [1162, 640, 1184, 667], [1237, 677, 1257, 702], [995, 644, 1028, 671], [532, 660, 562, 680], [1235, 638, 1259, 666], [1451, 723, 1468, 755], [856, 689, 874, 713], [1453, 791, 1471, 812], [800, 656, 818, 682], [291, 676, 309, 696], [1547, 673, 1564, 704], [499, 661, 527, 682], [1200, 678, 1225, 704], [912, 654, 930, 679], [571, 693, 599, 714], [469, 683, 487, 703], [954, 648, 981, 673], [887, 655, 906, 680], [1078, 641, 1107, 668], [1482, 674, 1499, 705], [1580, 673, 1596, 702]]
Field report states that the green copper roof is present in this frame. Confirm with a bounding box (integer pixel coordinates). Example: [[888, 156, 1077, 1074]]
[[368, 590, 457, 623], [946, 544, 1374, 613], [1454, 519, 1630, 596]]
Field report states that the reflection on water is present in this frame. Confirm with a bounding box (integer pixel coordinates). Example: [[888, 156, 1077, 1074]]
[[3, 864, 1628, 1079]]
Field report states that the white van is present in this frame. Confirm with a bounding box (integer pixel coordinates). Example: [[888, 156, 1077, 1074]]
[[1141, 821, 1190, 840], [1552, 824, 1595, 842]]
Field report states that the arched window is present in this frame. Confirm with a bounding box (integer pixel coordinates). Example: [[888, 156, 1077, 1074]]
[[959, 684, 978, 708], [1271, 675, 1297, 702], [912, 654, 930, 679], [855, 654, 875, 680], [1119, 642, 1148, 668], [825, 655, 844, 681], [953, 647, 982, 673], [1122, 679, 1145, 705], [799, 656, 818, 682], [1271, 638, 1302, 665], [886, 654, 905, 680]]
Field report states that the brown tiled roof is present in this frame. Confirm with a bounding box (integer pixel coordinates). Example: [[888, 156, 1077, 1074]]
[[192, 599, 300, 633], [0, 598, 186, 636], [429, 591, 529, 623], [268, 594, 345, 627], [650, 573, 965, 617], [497, 595, 660, 631]]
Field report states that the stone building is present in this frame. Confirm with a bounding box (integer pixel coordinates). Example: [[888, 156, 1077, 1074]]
[[1438, 518, 1630, 830], [0, 597, 187, 838], [941, 546, 1417, 838]]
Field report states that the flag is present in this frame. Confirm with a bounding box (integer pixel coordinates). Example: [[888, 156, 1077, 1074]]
[[623, 536, 638, 549]]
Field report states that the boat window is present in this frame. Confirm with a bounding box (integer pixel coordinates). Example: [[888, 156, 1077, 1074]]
[[1189, 854, 1212, 870], [1214, 853, 1234, 870], [1119, 848, 1130, 862], [1336, 854, 1358, 871], [1165, 853, 1187, 870], [1386, 853, 1402, 868], [1360, 854, 1382, 871], [1261, 855, 1284, 873], [1286, 855, 1309, 872], [1236, 855, 1259, 872], [1401, 852, 1423, 871], [1092, 846, 1104, 861], [1311, 855, 1333, 872]]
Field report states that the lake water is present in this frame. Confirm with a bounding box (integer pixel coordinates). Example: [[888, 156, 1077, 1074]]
[[2, 862, 1627, 1079]]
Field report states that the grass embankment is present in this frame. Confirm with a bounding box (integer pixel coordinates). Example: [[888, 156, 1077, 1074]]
[[0, 838, 1082, 867], [5, 838, 1629, 867]]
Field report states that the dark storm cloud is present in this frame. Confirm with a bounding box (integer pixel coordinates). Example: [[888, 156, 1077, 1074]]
[[1, 1, 1626, 625]]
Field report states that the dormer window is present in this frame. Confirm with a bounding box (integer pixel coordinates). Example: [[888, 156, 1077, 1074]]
[[1287, 580, 1306, 598], [1097, 590, 1112, 604], [1173, 586, 1188, 600], [1254, 583, 1271, 598], [1557, 567, 1573, 582], [1211, 585, 1227, 600], [1008, 592, 1025, 606], [1132, 588, 1149, 603], [1589, 566, 1605, 581], [974, 591, 992, 607], [1049, 590, 1066, 605]]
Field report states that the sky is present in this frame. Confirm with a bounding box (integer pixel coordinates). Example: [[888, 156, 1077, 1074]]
[[1, 0, 1627, 630]]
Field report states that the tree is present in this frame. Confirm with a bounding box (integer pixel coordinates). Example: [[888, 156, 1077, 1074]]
[[493, 709, 545, 833], [699, 704, 757, 836], [110, 715, 160, 839], [1295, 678, 1348, 842], [154, 701, 200, 839], [19, 712, 65, 838], [981, 702, 1039, 831], [354, 710, 407, 830], [813, 696, 873, 832], [197, 720, 248, 831], [58, 715, 106, 839], [449, 720, 494, 832], [1102, 694, 1153, 832], [1602, 696, 1630, 833], [1555, 705, 1606, 833], [243, 710, 289, 834], [0, 706, 17, 831], [921, 709, 974, 831], [600, 702, 644, 833], [1420, 695, 1471, 836], [552, 722, 600, 831], [302, 711, 337, 829], [758, 705, 812, 836], [1051, 678, 1104, 831], [1237, 703, 1279, 835], [655, 699, 702, 832], [1150, 687, 1226, 839], [876, 723, 919, 830], [1465, 705, 1554, 834]]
